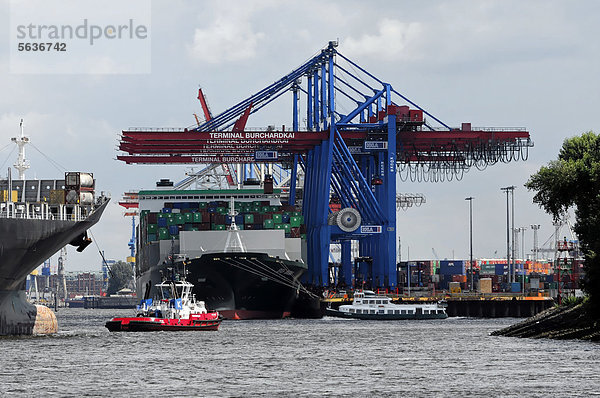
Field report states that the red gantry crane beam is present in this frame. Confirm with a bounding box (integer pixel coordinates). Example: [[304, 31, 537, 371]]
[[117, 112, 530, 165]]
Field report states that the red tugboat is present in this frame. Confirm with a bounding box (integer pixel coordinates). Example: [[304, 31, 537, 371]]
[[106, 279, 221, 332]]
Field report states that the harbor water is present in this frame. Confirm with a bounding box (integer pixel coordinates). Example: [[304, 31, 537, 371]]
[[1, 308, 599, 397]]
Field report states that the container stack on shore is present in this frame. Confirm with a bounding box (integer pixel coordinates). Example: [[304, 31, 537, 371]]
[[397, 257, 583, 295]]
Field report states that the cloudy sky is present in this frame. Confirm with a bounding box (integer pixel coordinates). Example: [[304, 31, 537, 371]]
[[1, 0, 599, 271]]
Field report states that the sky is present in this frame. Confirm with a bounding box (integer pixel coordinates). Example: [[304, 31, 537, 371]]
[[1, 0, 599, 271]]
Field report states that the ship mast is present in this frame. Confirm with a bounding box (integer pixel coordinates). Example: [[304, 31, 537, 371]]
[[11, 119, 30, 180], [224, 196, 245, 252]]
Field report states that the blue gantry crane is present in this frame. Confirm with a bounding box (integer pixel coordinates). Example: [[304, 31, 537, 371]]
[[128, 216, 135, 259], [118, 41, 531, 291]]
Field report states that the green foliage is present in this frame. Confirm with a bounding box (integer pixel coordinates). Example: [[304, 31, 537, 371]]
[[107, 261, 134, 295], [526, 131, 600, 318], [561, 295, 584, 307]]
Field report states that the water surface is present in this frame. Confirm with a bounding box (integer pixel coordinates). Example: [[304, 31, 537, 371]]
[[1, 309, 598, 397]]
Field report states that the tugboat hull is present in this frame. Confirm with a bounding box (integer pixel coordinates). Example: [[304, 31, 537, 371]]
[[106, 316, 221, 332]]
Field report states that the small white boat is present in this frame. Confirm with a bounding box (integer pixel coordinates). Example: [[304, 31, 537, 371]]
[[325, 290, 447, 320]]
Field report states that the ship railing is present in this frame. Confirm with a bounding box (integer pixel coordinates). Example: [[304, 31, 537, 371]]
[[0, 201, 93, 221]]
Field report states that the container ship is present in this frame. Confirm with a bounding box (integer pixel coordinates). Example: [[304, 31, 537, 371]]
[[135, 178, 311, 319], [0, 172, 108, 335]]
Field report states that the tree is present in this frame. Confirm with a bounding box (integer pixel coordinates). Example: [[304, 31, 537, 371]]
[[525, 131, 600, 318], [107, 261, 134, 295]]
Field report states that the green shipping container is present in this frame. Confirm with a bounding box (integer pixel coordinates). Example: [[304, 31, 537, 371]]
[[198, 202, 207, 209], [244, 214, 254, 224], [193, 212, 202, 223], [263, 219, 274, 229], [252, 201, 262, 207], [275, 224, 290, 232], [480, 264, 496, 275], [175, 214, 185, 225], [158, 228, 169, 240], [273, 214, 282, 224], [184, 213, 193, 223], [147, 224, 158, 233], [290, 216, 301, 228], [217, 207, 227, 214], [212, 224, 226, 231]]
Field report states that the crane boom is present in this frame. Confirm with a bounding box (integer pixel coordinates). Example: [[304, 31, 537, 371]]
[[197, 87, 213, 122]]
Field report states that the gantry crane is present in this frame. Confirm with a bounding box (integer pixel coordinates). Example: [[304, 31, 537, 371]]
[[117, 41, 531, 290]]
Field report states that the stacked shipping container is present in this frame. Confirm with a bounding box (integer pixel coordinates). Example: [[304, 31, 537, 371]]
[[140, 200, 306, 243]]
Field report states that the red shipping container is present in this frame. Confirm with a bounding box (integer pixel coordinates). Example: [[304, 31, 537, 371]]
[[199, 223, 210, 231]]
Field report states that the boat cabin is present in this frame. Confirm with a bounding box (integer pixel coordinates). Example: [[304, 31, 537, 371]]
[[341, 290, 447, 317]]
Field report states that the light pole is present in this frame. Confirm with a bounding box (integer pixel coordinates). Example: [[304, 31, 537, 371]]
[[501, 186, 515, 284], [531, 224, 540, 266], [511, 187, 516, 285], [518, 226, 527, 295], [465, 197, 474, 292]]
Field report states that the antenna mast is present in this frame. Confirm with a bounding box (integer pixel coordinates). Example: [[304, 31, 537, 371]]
[[11, 119, 30, 179]]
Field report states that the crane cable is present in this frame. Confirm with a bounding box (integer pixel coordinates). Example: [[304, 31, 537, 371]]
[[88, 229, 114, 278]]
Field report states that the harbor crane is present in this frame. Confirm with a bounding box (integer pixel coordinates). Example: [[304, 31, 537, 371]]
[[117, 41, 531, 290]]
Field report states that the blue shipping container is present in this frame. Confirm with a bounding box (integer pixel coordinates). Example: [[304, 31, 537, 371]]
[[510, 282, 521, 293], [157, 218, 168, 227], [439, 260, 465, 275], [162, 208, 172, 214], [495, 263, 509, 276]]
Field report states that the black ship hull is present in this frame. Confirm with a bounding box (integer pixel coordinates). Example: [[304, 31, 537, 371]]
[[0, 199, 108, 335], [138, 252, 308, 320]]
